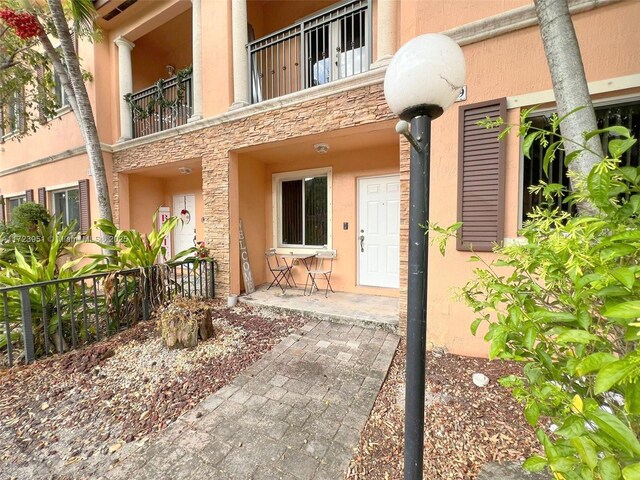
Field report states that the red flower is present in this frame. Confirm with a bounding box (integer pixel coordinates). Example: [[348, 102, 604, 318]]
[[0, 9, 43, 39]]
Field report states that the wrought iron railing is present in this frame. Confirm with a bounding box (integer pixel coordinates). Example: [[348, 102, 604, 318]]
[[0, 259, 215, 367], [248, 0, 371, 103], [129, 70, 193, 139]]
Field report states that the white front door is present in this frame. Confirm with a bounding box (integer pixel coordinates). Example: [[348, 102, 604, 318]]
[[172, 194, 196, 256], [358, 175, 400, 288]]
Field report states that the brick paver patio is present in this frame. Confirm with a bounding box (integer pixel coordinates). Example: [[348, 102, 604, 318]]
[[103, 320, 399, 480]]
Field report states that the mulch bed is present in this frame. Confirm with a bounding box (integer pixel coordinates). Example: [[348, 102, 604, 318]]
[[0, 301, 304, 480], [347, 339, 542, 479]]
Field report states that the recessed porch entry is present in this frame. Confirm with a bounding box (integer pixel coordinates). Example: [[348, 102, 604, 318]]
[[173, 194, 196, 255], [358, 174, 400, 288]]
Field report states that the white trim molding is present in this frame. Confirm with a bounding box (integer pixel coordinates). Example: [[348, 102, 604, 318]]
[[507, 74, 640, 109], [46, 182, 80, 192]]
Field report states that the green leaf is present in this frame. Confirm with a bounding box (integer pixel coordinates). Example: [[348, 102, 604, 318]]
[[523, 455, 548, 473], [595, 358, 636, 394], [584, 409, 640, 456], [588, 168, 611, 208], [600, 245, 638, 262], [571, 436, 598, 471], [522, 132, 542, 159], [575, 352, 617, 376], [604, 301, 640, 319], [543, 141, 562, 176], [611, 268, 637, 290], [550, 456, 580, 473], [555, 416, 586, 439], [609, 138, 637, 158], [524, 401, 540, 427], [584, 125, 632, 141], [532, 311, 577, 323], [599, 456, 622, 480], [622, 462, 640, 480], [523, 325, 536, 350], [626, 382, 640, 415], [470, 317, 483, 336], [556, 329, 599, 344]]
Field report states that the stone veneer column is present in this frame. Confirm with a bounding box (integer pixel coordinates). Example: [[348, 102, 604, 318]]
[[115, 37, 135, 142], [372, 0, 398, 68], [230, 0, 249, 109], [189, 0, 203, 121]]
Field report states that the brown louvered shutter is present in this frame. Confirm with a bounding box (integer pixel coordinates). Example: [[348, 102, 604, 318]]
[[38, 187, 47, 207], [457, 98, 506, 252], [36, 65, 47, 124], [78, 179, 91, 234], [0, 196, 5, 224], [25, 189, 34, 202]]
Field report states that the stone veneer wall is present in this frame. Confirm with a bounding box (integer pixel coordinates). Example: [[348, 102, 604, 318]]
[[112, 83, 410, 332]]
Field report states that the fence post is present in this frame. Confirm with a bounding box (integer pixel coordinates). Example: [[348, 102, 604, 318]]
[[209, 260, 215, 298], [142, 268, 150, 321], [20, 287, 35, 363]]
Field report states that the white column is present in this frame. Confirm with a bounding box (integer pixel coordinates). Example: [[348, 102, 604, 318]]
[[115, 36, 135, 142], [372, 0, 397, 68], [230, 0, 249, 109], [188, 0, 203, 121]]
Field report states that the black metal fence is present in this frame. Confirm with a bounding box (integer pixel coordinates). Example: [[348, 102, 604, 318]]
[[0, 259, 215, 368], [129, 71, 193, 139]]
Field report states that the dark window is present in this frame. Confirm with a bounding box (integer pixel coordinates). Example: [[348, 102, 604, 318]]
[[522, 101, 640, 222], [280, 176, 327, 247], [53, 72, 70, 110]]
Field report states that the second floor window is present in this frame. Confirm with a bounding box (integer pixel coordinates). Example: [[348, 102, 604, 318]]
[[1, 91, 24, 139], [53, 72, 70, 110], [521, 100, 640, 222], [51, 187, 80, 228]]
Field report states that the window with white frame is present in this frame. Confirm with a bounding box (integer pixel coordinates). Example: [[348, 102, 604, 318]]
[[53, 72, 70, 110], [274, 169, 331, 248], [51, 187, 80, 228], [521, 100, 640, 222], [6, 195, 26, 221]]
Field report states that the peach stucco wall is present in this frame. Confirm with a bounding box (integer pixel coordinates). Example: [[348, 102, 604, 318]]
[[236, 141, 399, 296], [125, 172, 204, 257], [407, 1, 640, 356]]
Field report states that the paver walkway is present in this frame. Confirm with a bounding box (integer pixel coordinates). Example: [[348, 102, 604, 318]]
[[104, 320, 399, 480]]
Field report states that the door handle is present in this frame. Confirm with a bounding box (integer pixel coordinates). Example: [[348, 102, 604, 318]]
[[359, 235, 365, 253]]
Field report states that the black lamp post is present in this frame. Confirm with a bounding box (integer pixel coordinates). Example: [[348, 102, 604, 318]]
[[383, 34, 466, 480]]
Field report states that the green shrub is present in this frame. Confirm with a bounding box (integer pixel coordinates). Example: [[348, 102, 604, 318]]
[[8, 202, 50, 232], [460, 111, 640, 479]]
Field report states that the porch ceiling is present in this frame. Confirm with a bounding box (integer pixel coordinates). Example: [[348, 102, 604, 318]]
[[239, 121, 399, 164], [127, 158, 202, 179]]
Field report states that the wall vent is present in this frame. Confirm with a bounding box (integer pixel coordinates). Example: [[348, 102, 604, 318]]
[[102, 0, 138, 21]]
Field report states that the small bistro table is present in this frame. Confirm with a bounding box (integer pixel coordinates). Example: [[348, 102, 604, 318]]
[[279, 252, 316, 289]]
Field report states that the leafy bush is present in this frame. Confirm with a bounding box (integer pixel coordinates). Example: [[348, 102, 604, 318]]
[[461, 111, 640, 479], [8, 202, 50, 232]]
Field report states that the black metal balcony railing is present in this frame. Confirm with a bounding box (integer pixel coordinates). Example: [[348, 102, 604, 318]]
[[129, 69, 193, 139], [248, 0, 371, 104]]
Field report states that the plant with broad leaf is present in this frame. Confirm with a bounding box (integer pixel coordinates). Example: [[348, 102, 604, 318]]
[[460, 108, 640, 479]]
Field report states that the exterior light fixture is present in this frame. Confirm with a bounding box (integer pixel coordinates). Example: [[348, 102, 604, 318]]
[[384, 33, 466, 480], [178, 167, 192, 175], [314, 143, 330, 154]]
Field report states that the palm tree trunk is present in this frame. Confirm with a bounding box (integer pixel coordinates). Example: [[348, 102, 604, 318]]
[[534, 0, 603, 215], [46, 0, 114, 227]]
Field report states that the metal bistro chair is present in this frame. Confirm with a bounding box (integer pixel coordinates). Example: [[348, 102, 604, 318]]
[[304, 250, 336, 297], [265, 248, 294, 293]]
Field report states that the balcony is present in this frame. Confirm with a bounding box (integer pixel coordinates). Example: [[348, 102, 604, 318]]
[[248, 0, 371, 104], [128, 67, 193, 139]]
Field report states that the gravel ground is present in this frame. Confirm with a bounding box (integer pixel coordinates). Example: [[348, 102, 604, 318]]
[[0, 301, 304, 480], [347, 340, 542, 479]]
